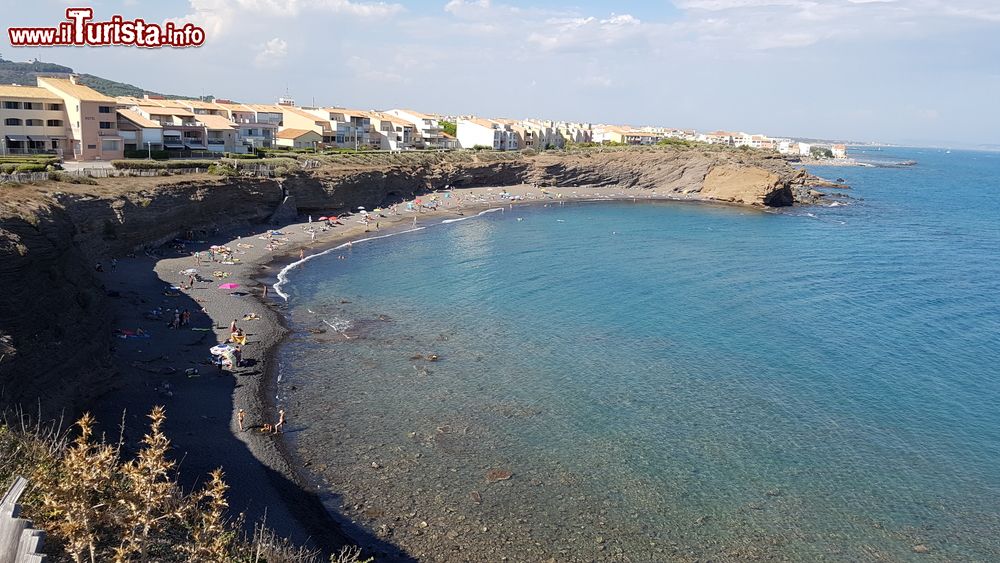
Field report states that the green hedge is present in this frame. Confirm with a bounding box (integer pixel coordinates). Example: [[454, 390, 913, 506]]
[[124, 149, 171, 160], [111, 159, 218, 170], [15, 163, 48, 172], [223, 152, 261, 159]]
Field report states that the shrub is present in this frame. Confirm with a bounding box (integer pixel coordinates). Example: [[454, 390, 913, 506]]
[[472, 144, 491, 151], [15, 163, 48, 172], [0, 408, 371, 562], [223, 152, 261, 159], [47, 171, 98, 185], [208, 163, 237, 176]]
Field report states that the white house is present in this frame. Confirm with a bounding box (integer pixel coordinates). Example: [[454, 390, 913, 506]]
[[456, 118, 519, 150], [275, 128, 321, 149]]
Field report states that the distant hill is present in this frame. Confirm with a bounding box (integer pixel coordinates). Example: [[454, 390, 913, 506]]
[[0, 56, 198, 99]]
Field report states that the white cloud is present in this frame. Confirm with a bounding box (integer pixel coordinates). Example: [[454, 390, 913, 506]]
[[173, 0, 403, 38], [578, 74, 613, 88], [346, 56, 405, 84], [254, 37, 288, 68]]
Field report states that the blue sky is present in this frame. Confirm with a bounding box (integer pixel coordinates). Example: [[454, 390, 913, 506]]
[[3, 0, 999, 146]]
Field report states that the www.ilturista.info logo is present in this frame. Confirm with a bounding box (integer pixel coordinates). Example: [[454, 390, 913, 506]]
[[8, 8, 206, 48]]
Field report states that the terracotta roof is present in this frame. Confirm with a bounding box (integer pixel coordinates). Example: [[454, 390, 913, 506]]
[[37, 77, 115, 102], [135, 105, 195, 117], [115, 96, 149, 106], [179, 99, 224, 110], [462, 118, 497, 129], [117, 109, 162, 129], [196, 114, 236, 130], [0, 85, 60, 99], [246, 104, 285, 113], [390, 109, 435, 121], [276, 128, 318, 139]]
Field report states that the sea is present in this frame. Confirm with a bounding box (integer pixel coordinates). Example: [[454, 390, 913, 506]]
[[274, 147, 1000, 561]]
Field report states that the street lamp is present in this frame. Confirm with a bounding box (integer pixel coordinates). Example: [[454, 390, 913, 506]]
[[1, 137, 6, 157], [146, 141, 152, 160]]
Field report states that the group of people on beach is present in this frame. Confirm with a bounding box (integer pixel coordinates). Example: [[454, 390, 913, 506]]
[[169, 308, 191, 329], [237, 407, 285, 434]]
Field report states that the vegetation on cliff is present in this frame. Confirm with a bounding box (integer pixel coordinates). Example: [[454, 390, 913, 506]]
[[0, 407, 368, 563]]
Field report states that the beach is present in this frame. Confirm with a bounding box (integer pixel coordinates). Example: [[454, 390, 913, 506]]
[[90, 182, 694, 558]]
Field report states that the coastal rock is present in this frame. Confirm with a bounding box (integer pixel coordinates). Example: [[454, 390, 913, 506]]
[[699, 165, 793, 207], [486, 468, 513, 483], [912, 544, 931, 554]]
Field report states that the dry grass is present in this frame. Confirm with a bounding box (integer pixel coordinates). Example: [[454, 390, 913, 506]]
[[0, 407, 371, 563]]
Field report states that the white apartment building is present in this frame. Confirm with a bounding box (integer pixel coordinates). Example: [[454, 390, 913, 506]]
[[366, 111, 416, 151], [385, 109, 444, 149], [456, 118, 519, 150], [1, 77, 125, 161]]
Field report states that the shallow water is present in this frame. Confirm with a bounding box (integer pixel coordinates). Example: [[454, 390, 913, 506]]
[[275, 147, 1000, 561]]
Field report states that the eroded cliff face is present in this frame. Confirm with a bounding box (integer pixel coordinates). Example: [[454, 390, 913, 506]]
[[0, 148, 822, 413], [0, 203, 113, 411]]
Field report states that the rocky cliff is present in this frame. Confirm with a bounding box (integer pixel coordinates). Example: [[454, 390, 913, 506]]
[[0, 148, 830, 413]]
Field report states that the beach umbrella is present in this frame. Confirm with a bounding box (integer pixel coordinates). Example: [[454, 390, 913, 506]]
[[218, 283, 240, 290], [357, 206, 366, 210], [317, 216, 329, 221], [210, 344, 233, 356]]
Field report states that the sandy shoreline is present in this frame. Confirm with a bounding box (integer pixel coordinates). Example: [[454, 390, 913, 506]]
[[91, 183, 747, 559]]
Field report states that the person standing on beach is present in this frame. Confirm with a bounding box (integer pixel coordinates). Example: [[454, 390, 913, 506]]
[[299, 248, 305, 260], [194, 251, 201, 265], [233, 346, 242, 367], [274, 409, 286, 434], [237, 408, 246, 431], [262, 285, 268, 298], [230, 319, 238, 334]]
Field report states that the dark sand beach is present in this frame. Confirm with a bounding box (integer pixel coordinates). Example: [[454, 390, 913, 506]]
[[89, 183, 713, 559]]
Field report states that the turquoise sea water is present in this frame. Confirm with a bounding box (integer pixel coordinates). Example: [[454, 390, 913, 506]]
[[276, 147, 1000, 561]]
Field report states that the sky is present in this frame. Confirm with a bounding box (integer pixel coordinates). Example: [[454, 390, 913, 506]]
[[2, 0, 999, 146]]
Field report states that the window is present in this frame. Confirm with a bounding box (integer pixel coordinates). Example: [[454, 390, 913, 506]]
[[47, 103, 62, 111], [101, 139, 120, 152], [47, 119, 63, 127], [22, 102, 39, 110], [99, 122, 114, 129], [3, 101, 20, 109], [99, 106, 112, 114], [4, 118, 22, 126], [87, 144, 97, 149], [25, 119, 43, 126]]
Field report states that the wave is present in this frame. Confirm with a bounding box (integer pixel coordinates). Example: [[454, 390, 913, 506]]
[[273, 227, 426, 300], [440, 207, 504, 224]]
